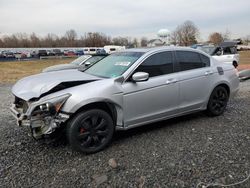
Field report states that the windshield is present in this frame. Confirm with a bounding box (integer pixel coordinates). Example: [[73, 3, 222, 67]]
[[84, 52, 144, 78], [70, 55, 91, 65], [197, 46, 216, 55]]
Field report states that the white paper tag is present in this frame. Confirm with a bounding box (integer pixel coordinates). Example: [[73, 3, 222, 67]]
[[114, 62, 131, 66]]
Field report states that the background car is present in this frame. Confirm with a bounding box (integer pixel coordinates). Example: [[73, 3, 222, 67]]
[[2, 51, 15, 58], [46, 50, 55, 56], [64, 50, 76, 56], [197, 42, 239, 68], [52, 49, 63, 56], [37, 50, 48, 57], [14, 52, 27, 59], [75, 49, 84, 56], [42, 54, 108, 72]]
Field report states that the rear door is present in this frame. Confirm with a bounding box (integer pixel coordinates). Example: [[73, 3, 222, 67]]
[[175, 50, 212, 112], [122, 51, 179, 127], [222, 47, 235, 63]]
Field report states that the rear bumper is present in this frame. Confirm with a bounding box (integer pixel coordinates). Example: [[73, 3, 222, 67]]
[[230, 86, 239, 99]]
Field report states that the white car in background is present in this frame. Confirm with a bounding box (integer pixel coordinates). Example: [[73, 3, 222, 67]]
[[104, 45, 125, 54], [197, 42, 239, 68]]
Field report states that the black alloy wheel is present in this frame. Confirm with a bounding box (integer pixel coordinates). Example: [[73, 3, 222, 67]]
[[206, 86, 229, 116], [67, 109, 114, 153]]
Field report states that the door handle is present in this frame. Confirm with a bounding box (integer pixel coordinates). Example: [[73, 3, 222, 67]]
[[166, 78, 178, 84], [205, 71, 213, 76]]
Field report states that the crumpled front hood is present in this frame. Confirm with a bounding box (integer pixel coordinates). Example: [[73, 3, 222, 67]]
[[12, 69, 100, 101]]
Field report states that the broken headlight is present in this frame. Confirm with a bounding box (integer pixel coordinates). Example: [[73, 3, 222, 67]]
[[32, 94, 71, 116]]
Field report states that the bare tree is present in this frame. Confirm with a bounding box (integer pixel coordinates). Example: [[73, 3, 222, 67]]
[[208, 32, 223, 45], [132, 38, 138, 48], [171, 20, 199, 46], [140, 37, 148, 47], [82, 32, 111, 47], [42, 33, 59, 47], [0, 38, 4, 47], [65, 29, 77, 47], [170, 30, 178, 45], [0, 30, 151, 48], [112, 37, 129, 46], [30, 32, 41, 47]]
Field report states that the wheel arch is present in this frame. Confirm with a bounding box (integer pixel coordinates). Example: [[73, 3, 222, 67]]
[[215, 83, 230, 96], [69, 100, 123, 127], [209, 82, 231, 100], [206, 82, 231, 106]]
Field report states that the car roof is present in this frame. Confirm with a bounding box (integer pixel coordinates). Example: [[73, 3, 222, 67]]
[[219, 41, 237, 48], [124, 46, 200, 53]]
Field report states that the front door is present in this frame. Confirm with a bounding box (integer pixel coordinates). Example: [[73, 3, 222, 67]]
[[122, 51, 179, 127]]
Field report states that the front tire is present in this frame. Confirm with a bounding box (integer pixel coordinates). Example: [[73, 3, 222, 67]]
[[67, 109, 114, 153], [206, 86, 229, 116]]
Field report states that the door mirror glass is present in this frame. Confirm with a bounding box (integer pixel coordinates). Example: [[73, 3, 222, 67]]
[[132, 72, 149, 82]]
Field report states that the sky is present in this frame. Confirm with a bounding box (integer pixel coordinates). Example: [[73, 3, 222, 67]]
[[0, 0, 250, 41]]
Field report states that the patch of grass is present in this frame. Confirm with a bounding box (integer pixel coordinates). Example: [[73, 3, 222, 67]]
[[239, 51, 250, 64], [0, 58, 74, 83]]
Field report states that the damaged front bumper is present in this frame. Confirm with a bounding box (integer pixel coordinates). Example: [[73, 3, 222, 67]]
[[10, 94, 71, 139], [10, 104, 30, 126]]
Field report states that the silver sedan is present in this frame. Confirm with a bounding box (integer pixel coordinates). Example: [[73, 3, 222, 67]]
[[11, 47, 239, 153]]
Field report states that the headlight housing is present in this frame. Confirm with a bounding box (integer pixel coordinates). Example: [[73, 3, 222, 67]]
[[31, 94, 71, 116]]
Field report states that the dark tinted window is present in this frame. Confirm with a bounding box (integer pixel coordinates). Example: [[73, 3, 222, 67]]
[[200, 54, 210, 67], [223, 47, 232, 55], [230, 47, 237, 54], [176, 51, 206, 71], [39, 50, 47, 53], [135, 51, 173, 77]]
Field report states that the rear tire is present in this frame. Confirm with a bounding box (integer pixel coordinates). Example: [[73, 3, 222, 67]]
[[206, 86, 229, 116], [67, 109, 114, 153]]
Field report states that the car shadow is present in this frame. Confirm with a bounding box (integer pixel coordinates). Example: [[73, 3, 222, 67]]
[[113, 111, 206, 142]]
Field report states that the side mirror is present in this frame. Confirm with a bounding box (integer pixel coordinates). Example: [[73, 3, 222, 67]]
[[132, 72, 149, 82], [85, 62, 91, 67]]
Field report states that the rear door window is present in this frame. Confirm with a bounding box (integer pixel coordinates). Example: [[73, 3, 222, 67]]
[[223, 47, 232, 55], [200, 54, 210, 67], [176, 51, 208, 71], [230, 47, 237, 54]]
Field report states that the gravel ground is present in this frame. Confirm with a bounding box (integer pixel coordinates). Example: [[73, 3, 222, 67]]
[[0, 81, 250, 188]]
